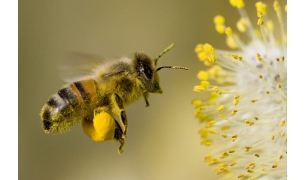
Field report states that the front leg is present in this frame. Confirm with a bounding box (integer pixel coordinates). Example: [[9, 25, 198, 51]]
[[114, 93, 128, 138], [143, 92, 150, 107]]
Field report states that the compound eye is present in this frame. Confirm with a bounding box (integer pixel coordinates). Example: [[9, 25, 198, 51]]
[[143, 63, 153, 80]]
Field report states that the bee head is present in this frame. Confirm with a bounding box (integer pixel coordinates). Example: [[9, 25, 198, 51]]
[[134, 44, 188, 94], [134, 52, 162, 94]]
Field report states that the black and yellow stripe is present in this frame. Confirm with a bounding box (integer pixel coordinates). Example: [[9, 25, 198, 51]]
[[40, 79, 101, 133]]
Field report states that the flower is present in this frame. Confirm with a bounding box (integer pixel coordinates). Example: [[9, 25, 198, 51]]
[[193, 0, 287, 179]]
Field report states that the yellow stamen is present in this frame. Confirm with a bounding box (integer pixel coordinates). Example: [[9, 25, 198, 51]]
[[231, 110, 238, 116], [255, 2, 268, 15], [236, 18, 247, 32], [230, 161, 237, 166], [279, 120, 285, 126], [217, 105, 226, 112], [214, 15, 225, 25], [197, 71, 209, 80], [225, 27, 233, 36], [229, 0, 245, 8]]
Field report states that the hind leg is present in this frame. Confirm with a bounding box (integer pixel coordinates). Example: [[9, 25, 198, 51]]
[[82, 107, 125, 154]]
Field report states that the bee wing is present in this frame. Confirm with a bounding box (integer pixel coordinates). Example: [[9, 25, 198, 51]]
[[59, 52, 104, 83]]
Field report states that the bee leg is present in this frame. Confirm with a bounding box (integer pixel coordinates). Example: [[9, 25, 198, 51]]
[[86, 108, 125, 154], [143, 92, 150, 107], [114, 93, 128, 138], [113, 119, 125, 154]]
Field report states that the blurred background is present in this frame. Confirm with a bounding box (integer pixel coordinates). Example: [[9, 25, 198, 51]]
[[19, 0, 286, 179]]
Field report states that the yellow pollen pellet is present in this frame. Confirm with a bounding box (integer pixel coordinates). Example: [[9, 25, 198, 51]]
[[255, 154, 260, 157], [232, 134, 238, 138], [222, 134, 227, 138], [249, 122, 254, 126], [225, 27, 233, 36], [279, 120, 285, 126], [259, 75, 263, 79], [234, 95, 240, 99], [231, 110, 238, 116], [254, 117, 259, 120], [251, 99, 258, 103], [232, 138, 237, 142], [282, 56, 285, 61], [276, 58, 280, 62], [266, 91, 270, 94], [247, 169, 254, 173], [217, 105, 226, 112], [280, 155, 283, 159], [281, 132, 286, 136], [245, 119, 250, 124]]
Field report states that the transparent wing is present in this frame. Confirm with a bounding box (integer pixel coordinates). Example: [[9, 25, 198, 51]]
[[59, 52, 104, 83]]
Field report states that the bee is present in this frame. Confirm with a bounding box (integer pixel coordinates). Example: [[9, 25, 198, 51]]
[[40, 44, 188, 154]]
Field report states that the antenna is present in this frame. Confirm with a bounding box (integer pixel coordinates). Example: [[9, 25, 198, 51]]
[[154, 43, 175, 65], [157, 66, 188, 71]]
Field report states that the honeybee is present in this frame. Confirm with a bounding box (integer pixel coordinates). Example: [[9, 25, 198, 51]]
[[40, 44, 188, 154]]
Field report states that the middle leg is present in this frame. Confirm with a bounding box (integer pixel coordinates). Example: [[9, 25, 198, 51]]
[[114, 93, 128, 138]]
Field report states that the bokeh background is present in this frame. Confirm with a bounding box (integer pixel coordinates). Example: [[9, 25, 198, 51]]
[[19, 0, 286, 179]]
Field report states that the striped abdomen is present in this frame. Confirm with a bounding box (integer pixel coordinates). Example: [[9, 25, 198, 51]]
[[40, 79, 108, 133]]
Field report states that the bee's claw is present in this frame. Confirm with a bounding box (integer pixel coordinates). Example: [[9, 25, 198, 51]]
[[117, 138, 125, 154]]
